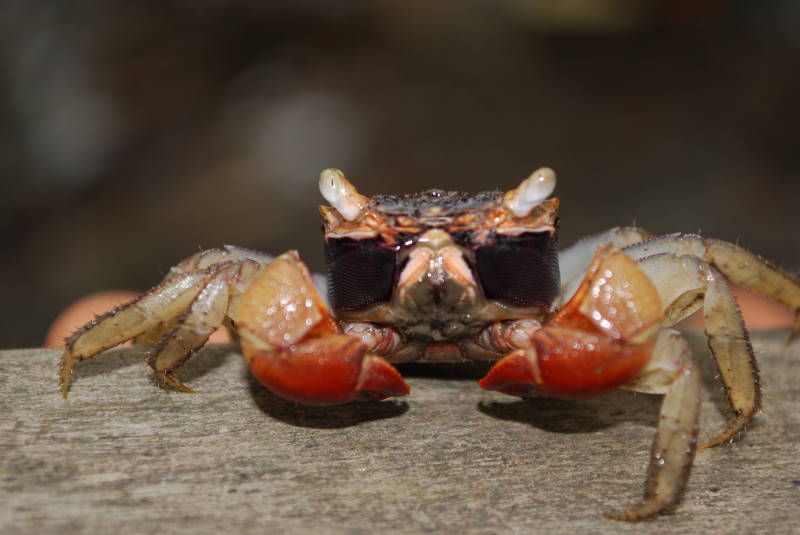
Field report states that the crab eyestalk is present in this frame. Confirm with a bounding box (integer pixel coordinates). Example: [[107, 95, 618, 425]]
[[503, 167, 557, 218], [318, 168, 369, 222]]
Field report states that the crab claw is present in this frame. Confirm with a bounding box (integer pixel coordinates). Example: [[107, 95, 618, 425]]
[[245, 335, 409, 405], [480, 247, 663, 400], [236, 250, 409, 406]]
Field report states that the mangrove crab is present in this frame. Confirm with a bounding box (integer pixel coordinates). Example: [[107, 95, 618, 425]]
[[59, 167, 800, 520]]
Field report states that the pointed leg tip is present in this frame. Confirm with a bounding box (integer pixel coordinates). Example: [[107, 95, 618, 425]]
[[603, 508, 655, 522], [59, 354, 76, 399], [700, 411, 753, 449], [158, 372, 196, 393], [699, 433, 733, 450], [603, 510, 628, 522], [603, 500, 669, 522]]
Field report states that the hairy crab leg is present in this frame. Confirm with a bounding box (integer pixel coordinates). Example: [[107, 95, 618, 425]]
[[608, 329, 701, 521], [147, 271, 232, 392], [636, 253, 760, 447], [624, 233, 800, 339], [558, 226, 652, 303], [236, 251, 410, 406], [59, 247, 270, 397], [60, 270, 214, 397]]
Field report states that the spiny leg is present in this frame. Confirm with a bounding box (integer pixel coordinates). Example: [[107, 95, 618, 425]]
[[636, 253, 759, 447], [132, 248, 270, 345], [558, 227, 652, 303], [60, 270, 215, 397], [59, 247, 272, 398], [608, 329, 701, 521], [624, 233, 800, 339], [701, 265, 759, 447], [148, 273, 231, 392], [144, 257, 267, 392]]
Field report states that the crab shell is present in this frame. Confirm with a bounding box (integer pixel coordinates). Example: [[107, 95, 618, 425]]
[[318, 168, 562, 361]]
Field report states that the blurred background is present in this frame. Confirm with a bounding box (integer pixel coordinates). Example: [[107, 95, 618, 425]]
[[2, 0, 799, 348]]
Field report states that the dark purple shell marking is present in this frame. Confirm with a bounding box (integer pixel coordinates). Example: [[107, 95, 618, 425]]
[[325, 238, 397, 311], [474, 231, 560, 309]]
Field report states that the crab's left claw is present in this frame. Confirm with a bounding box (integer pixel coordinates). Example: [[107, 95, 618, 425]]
[[480, 246, 663, 399], [237, 251, 409, 406]]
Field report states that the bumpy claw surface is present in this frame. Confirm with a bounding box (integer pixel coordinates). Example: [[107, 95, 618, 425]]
[[238, 252, 409, 405]]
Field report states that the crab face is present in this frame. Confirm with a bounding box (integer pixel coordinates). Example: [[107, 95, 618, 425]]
[[319, 168, 561, 342]]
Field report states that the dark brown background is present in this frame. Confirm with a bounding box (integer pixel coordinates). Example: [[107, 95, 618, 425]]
[[2, 0, 799, 348]]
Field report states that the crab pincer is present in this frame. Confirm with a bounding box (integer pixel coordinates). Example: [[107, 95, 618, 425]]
[[236, 251, 409, 406], [479, 246, 664, 398]]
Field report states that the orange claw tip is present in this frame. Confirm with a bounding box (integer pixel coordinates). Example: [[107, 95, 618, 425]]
[[356, 356, 411, 401], [478, 350, 540, 398]]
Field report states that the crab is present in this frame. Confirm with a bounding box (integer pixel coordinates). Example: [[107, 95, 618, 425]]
[[59, 167, 800, 520]]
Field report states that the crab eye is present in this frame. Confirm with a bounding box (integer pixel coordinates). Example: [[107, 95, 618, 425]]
[[325, 237, 397, 311], [475, 231, 560, 308]]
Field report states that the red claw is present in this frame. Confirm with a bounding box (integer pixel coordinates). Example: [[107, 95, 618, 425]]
[[237, 251, 410, 406], [479, 329, 655, 399], [245, 334, 409, 406], [480, 247, 664, 400]]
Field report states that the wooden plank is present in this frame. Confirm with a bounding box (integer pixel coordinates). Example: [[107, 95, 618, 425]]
[[1, 333, 799, 534]]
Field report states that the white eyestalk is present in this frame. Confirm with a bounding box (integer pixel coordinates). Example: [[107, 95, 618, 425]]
[[318, 168, 368, 221], [504, 167, 557, 218]]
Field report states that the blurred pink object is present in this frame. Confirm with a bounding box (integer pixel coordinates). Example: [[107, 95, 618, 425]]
[[682, 285, 795, 330]]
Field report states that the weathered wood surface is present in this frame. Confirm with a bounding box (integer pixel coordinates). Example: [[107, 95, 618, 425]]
[[1, 333, 799, 534]]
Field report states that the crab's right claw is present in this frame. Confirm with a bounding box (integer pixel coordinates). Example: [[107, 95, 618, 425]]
[[243, 333, 408, 405], [237, 251, 409, 406]]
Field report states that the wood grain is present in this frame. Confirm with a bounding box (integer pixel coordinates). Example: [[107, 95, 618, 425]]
[[1, 333, 799, 534]]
